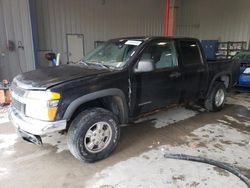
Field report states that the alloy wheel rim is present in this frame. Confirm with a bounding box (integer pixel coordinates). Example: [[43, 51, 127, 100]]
[[215, 89, 225, 107], [84, 121, 112, 153]]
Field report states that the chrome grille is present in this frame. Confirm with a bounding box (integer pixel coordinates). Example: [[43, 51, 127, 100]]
[[12, 97, 22, 112], [11, 84, 26, 113]]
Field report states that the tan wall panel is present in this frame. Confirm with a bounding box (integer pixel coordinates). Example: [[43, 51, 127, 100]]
[[0, 0, 35, 80], [176, 0, 250, 43], [34, 0, 165, 64]]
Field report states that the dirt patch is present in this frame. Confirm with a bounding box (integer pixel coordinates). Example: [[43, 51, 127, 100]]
[[213, 167, 230, 177], [172, 174, 186, 181]]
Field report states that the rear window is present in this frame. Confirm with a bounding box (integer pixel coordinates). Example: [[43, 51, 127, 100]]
[[180, 41, 202, 65]]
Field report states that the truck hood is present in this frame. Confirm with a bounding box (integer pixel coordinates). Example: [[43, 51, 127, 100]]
[[13, 65, 110, 90]]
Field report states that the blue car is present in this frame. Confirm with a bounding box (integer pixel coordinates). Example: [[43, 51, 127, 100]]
[[233, 51, 250, 87]]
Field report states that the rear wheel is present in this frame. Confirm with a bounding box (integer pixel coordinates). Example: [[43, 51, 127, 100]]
[[205, 82, 226, 112], [67, 108, 120, 162]]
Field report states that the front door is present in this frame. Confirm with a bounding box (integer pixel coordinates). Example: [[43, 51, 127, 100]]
[[132, 40, 182, 114], [67, 34, 84, 63]]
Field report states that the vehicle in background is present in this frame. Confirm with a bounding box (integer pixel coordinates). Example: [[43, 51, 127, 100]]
[[9, 37, 240, 162], [233, 50, 250, 87]]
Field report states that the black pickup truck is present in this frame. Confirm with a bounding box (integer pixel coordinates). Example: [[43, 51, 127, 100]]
[[9, 37, 240, 162]]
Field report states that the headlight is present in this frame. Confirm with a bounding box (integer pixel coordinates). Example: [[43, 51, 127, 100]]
[[243, 68, 250, 74], [25, 91, 61, 121]]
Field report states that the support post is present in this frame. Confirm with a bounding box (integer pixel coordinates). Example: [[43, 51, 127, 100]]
[[164, 0, 170, 36]]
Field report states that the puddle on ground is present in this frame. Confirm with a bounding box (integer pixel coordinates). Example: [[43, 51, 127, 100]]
[[136, 107, 199, 129], [42, 132, 68, 153], [226, 93, 250, 110], [224, 115, 250, 127]]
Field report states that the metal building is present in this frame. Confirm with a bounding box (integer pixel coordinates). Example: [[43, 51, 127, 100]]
[[176, 0, 250, 42], [0, 0, 35, 81], [33, 0, 166, 66], [1, 0, 250, 81]]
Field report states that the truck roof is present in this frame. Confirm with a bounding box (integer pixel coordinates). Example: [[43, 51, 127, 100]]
[[111, 36, 199, 41]]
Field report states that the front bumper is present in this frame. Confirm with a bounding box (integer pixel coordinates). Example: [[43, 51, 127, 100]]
[[8, 105, 67, 135], [18, 128, 43, 145]]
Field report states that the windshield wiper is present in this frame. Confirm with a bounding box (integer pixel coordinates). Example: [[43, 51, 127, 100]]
[[79, 59, 112, 69], [87, 60, 110, 69], [93, 62, 109, 69], [78, 60, 89, 66]]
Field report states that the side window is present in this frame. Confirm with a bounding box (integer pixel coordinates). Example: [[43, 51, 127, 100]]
[[140, 41, 178, 69], [179, 41, 202, 65]]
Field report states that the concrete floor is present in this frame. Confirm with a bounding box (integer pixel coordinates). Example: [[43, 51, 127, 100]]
[[0, 90, 250, 188]]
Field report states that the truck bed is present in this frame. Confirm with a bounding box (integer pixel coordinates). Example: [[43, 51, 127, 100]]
[[207, 59, 240, 88]]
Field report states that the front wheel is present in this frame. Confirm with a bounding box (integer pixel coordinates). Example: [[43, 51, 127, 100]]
[[205, 82, 226, 112], [67, 108, 120, 162]]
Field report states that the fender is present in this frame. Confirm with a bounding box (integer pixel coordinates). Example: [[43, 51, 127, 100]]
[[206, 71, 232, 98], [63, 88, 128, 123]]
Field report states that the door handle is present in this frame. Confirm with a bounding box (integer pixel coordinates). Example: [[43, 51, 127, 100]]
[[170, 72, 181, 78]]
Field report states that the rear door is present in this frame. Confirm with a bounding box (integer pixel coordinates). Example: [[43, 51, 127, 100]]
[[132, 39, 182, 114], [178, 40, 207, 101]]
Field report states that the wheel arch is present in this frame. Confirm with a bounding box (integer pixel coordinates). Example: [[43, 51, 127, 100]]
[[206, 72, 231, 98], [63, 88, 128, 124]]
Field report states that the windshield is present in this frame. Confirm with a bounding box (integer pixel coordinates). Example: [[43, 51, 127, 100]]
[[82, 40, 143, 68]]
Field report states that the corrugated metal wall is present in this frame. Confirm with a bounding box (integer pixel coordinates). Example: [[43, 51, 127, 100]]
[[0, 0, 35, 80], [34, 0, 165, 64], [176, 0, 250, 43]]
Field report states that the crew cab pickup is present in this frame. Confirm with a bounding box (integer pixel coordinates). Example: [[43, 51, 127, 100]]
[[9, 37, 240, 162]]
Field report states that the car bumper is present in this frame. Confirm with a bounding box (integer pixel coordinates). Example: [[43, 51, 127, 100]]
[[8, 105, 67, 135], [238, 74, 250, 87]]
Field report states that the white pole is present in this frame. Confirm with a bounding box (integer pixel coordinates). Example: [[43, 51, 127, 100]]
[[56, 53, 61, 66]]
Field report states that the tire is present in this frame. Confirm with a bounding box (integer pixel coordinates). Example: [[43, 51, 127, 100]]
[[205, 82, 226, 112], [67, 108, 120, 162]]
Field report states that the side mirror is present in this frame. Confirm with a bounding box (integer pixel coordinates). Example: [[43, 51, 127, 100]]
[[134, 60, 154, 73]]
